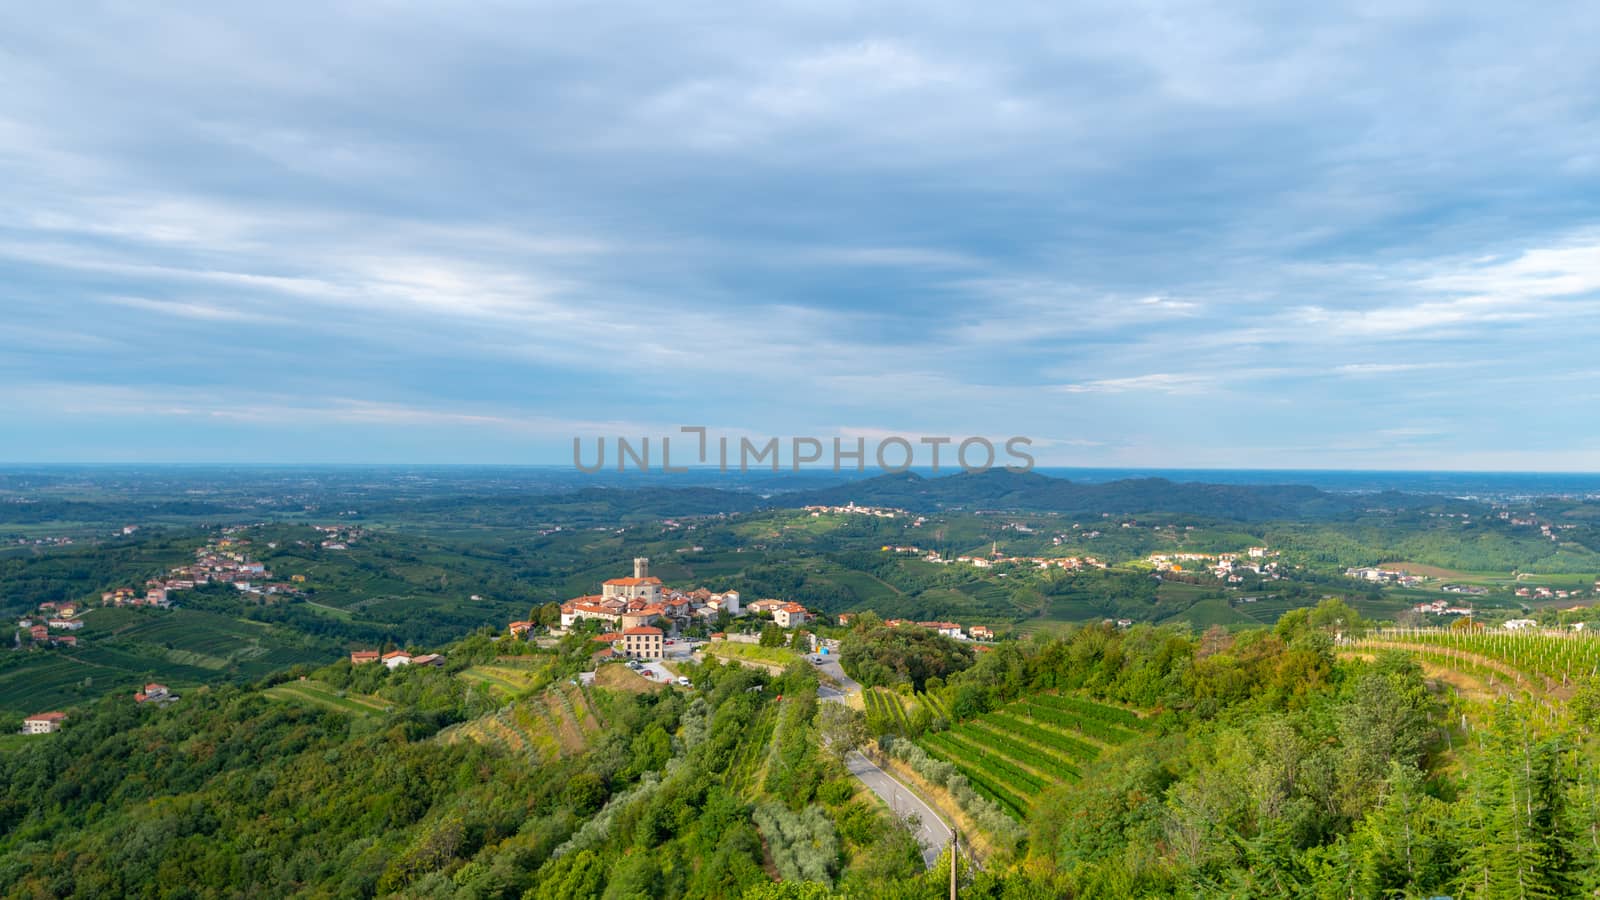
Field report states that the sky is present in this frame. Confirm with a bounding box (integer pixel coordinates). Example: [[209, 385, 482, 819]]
[[2, 1, 1599, 470]]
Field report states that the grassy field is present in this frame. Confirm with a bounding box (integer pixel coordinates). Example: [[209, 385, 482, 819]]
[[704, 640, 803, 668], [594, 662, 666, 693], [457, 662, 553, 697], [0, 732, 42, 752], [263, 679, 393, 717], [1378, 561, 1481, 579]]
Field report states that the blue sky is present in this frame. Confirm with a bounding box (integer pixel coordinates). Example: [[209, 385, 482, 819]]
[[2, 2, 1599, 469]]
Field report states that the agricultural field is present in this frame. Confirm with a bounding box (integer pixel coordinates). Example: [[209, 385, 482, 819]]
[[1160, 597, 1258, 627], [704, 641, 803, 669], [0, 606, 335, 715], [915, 693, 1151, 818], [861, 687, 954, 733], [457, 659, 554, 698], [439, 682, 605, 761], [264, 679, 393, 717], [862, 688, 916, 734], [1350, 628, 1600, 695]]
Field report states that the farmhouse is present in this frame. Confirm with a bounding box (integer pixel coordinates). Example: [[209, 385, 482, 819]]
[[917, 621, 964, 639], [350, 650, 381, 665], [135, 683, 177, 704], [382, 650, 412, 669], [773, 603, 811, 629], [23, 712, 67, 734]]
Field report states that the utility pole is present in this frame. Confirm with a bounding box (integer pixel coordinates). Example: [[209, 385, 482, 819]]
[[949, 827, 958, 900]]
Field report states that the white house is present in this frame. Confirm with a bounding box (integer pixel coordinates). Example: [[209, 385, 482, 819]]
[[23, 712, 67, 734], [773, 603, 811, 629]]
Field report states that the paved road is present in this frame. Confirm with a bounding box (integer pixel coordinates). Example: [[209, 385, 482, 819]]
[[810, 657, 948, 870], [845, 750, 951, 868], [636, 661, 680, 684], [810, 655, 861, 700]]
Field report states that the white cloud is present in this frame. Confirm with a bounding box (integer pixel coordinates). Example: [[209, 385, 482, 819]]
[[1055, 373, 1214, 395], [99, 295, 281, 323]]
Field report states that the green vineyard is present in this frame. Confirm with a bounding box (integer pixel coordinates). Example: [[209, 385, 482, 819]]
[[1352, 628, 1600, 692], [439, 682, 605, 761], [915, 693, 1150, 817], [861, 687, 948, 735]]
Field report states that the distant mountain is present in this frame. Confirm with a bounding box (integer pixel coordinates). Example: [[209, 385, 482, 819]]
[[781, 469, 1467, 521]]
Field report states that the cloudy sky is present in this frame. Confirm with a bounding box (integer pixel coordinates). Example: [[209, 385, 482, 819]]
[[2, 1, 1599, 469]]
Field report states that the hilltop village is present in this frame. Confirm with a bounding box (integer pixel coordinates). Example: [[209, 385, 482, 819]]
[[489, 557, 1002, 666], [100, 529, 309, 607]]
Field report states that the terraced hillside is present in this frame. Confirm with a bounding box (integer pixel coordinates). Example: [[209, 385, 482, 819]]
[[264, 679, 394, 717], [863, 687, 951, 734], [456, 657, 555, 698], [915, 694, 1151, 817], [439, 681, 605, 761]]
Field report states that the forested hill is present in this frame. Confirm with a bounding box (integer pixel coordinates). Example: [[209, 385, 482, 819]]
[[0, 469, 1480, 528], [355, 486, 770, 526], [782, 469, 1470, 520]]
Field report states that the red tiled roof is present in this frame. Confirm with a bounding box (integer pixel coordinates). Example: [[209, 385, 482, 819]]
[[26, 712, 67, 722], [622, 626, 663, 636]]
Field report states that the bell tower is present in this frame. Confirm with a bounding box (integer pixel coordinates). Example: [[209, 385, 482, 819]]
[[634, 557, 649, 579]]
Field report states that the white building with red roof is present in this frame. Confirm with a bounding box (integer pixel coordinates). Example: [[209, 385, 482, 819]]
[[23, 712, 67, 734], [773, 603, 811, 629], [601, 558, 664, 602], [620, 626, 664, 660]]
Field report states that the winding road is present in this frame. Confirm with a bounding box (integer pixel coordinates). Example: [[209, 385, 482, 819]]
[[812, 654, 951, 868], [845, 750, 952, 868]]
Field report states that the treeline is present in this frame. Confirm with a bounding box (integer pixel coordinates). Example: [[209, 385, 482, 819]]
[[0, 639, 926, 899], [823, 599, 1600, 897], [0, 532, 197, 614], [837, 619, 977, 692]]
